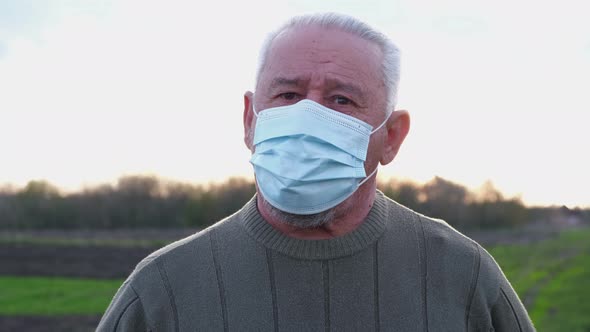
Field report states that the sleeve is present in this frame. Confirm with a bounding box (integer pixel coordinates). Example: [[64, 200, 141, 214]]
[[468, 245, 536, 332], [490, 286, 535, 332], [96, 281, 149, 332]]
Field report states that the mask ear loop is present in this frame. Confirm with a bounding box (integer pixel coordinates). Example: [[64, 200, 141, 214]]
[[252, 105, 260, 118], [360, 110, 394, 187], [358, 166, 379, 187], [370, 110, 393, 134]]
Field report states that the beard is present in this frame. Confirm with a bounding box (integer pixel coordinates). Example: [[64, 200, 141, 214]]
[[261, 198, 340, 229]]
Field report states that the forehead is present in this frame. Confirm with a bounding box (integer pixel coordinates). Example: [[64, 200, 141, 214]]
[[260, 25, 384, 89]]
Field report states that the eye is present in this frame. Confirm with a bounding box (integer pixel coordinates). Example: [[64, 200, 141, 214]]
[[333, 95, 353, 105], [279, 92, 299, 101]]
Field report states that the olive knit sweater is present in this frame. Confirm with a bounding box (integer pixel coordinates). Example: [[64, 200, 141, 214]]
[[97, 191, 534, 331]]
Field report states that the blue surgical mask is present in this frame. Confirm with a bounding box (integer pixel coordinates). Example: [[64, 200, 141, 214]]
[[250, 99, 390, 215]]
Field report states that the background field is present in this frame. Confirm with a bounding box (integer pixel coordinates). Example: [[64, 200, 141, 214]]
[[489, 228, 590, 331], [1, 226, 589, 331]]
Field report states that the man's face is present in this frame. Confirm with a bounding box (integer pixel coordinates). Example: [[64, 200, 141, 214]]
[[244, 24, 406, 227], [254, 25, 391, 179]]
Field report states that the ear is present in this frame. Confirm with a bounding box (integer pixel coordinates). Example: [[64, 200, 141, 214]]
[[243, 91, 255, 151], [380, 110, 410, 165]]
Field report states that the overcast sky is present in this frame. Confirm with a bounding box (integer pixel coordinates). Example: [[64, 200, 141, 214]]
[[1, 0, 589, 207]]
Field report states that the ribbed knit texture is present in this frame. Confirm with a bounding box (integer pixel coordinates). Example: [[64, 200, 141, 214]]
[[240, 193, 389, 260], [97, 191, 535, 332]]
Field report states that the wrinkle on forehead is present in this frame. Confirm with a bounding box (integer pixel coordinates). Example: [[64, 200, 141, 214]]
[[264, 25, 383, 78], [258, 25, 388, 113]]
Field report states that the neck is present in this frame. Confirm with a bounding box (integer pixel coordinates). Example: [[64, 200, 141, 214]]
[[257, 182, 377, 240]]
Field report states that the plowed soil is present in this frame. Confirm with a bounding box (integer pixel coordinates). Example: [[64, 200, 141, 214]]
[[0, 244, 154, 279]]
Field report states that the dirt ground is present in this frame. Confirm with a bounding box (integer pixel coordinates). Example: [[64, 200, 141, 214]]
[[0, 315, 100, 332], [0, 244, 155, 279]]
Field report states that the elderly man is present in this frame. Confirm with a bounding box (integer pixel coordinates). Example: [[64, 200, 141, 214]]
[[98, 13, 534, 331]]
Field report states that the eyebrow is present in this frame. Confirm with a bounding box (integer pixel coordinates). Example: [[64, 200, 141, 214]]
[[329, 80, 365, 100], [270, 77, 302, 90], [326, 79, 368, 107]]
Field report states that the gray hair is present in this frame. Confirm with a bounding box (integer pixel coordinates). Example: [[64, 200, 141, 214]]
[[255, 12, 401, 111]]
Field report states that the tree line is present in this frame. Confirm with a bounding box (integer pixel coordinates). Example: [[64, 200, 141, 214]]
[[0, 175, 587, 230]]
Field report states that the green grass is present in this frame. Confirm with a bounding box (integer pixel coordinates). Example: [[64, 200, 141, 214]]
[[0, 276, 123, 315], [489, 228, 590, 332]]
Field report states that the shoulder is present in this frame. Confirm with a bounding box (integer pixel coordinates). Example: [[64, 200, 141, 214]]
[[416, 215, 512, 303], [130, 212, 240, 285], [97, 213, 242, 331], [380, 194, 483, 286], [96, 279, 147, 331], [417, 213, 504, 297], [382, 193, 481, 264], [418, 213, 479, 258], [414, 215, 533, 330], [416, 214, 484, 301], [378, 193, 479, 267], [97, 228, 215, 331]]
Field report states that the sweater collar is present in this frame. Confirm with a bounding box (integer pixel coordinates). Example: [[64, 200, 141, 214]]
[[239, 191, 389, 260]]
